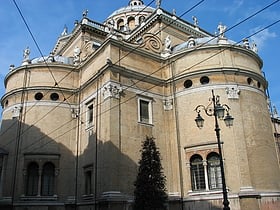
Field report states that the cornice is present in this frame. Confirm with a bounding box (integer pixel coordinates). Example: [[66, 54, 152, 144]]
[[4, 64, 77, 88], [168, 67, 267, 88], [170, 44, 263, 68]]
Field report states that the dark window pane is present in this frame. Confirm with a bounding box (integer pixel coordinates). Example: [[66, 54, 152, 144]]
[[26, 162, 39, 196], [41, 162, 55, 196]]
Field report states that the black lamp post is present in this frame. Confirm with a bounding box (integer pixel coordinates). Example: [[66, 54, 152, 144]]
[[194, 90, 234, 210]]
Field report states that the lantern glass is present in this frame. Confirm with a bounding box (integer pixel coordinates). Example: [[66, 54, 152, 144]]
[[224, 112, 234, 127], [216, 104, 225, 119], [195, 113, 204, 128]]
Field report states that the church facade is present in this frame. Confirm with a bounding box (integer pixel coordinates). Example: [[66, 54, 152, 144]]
[[0, 1, 279, 210]]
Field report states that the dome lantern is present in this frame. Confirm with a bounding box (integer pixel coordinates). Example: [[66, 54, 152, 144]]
[[129, 0, 144, 6]]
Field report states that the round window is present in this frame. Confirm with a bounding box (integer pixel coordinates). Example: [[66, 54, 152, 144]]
[[200, 76, 210, 85], [247, 78, 253, 85], [50, 93, 59, 101], [184, 79, 193, 88], [34, 92, 43, 100]]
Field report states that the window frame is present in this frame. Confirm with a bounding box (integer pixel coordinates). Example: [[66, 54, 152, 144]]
[[207, 153, 222, 190], [41, 162, 55, 196], [85, 99, 95, 129], [25, 162, 39, 196], [84, 165, 94, 196], [137, 97, 153, 125], [190, 155, 206, 191]]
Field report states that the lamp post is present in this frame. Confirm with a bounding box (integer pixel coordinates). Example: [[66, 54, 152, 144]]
[[194, 90, 234, 210]]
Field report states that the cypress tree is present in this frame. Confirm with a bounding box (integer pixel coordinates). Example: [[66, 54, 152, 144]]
[[134, 136, 167, 210]]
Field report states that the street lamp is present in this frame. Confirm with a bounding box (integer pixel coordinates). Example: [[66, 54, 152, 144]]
[[194, 90, 233, 210]]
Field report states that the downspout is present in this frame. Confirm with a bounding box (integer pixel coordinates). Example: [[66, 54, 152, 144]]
[[170, 61, 185, 210]]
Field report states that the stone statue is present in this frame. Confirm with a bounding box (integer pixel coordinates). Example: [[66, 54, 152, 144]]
[[251, 42, 258, 53], [83, 9, 88, 17], [187, 37, 196, 48], [73, 46, 81, 65], [242, 38, 250, 49], [192, 16, 198, 27], [23, 47, 30, 61], [217, 22, 227, 38], [164, 35, 172, 52], [61, 25, 68, 36], [156, 0, 161, 8]]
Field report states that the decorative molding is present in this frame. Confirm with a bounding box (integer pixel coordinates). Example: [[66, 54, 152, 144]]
[[12, 105, 22, 118], [102, 82, 123, 100], [226, 85, 240, 99], [163, 98, 173, 110]]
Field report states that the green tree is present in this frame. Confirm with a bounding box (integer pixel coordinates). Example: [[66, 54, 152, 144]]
[[134, 136, 168, 210]]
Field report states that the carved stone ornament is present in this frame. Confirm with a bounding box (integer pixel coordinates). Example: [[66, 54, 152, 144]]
[[12, 105, 22, 118], [163, 98, 173, 111], [139, 33, 162, 53], [73, 46, 81, 65], [226, 85, 240, 99], [81, 40, 94, 61], [103, 82, 123, 100]]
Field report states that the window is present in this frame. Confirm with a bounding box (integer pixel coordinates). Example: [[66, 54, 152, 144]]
[[190, 155, 205, 191], [50, 93, 59, 101], [189, 152, 222, 192], [84, 165, 94, 196], [41, 162, 55, 196], [86, 101, 94, 129], [117, 19, 125, 31], [207, 153, 222, 190], [34, 92, 43, 100], [184, 79, 193, 88], [24, 159, 57, 197], [138, 98, 152, 124], [85, 171, 92, 195], [200, 76, 210, 85], [127, 17, 135, 30], [26, 162, 39, 196]]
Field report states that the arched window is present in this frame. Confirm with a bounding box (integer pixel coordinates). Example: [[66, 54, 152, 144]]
[[190, 155, 205, 191], [139, 16, 145, 24], [41, 162, 55, 196], [117, 19, 125, 31], [207, 153, 222, 190], [127, 17, 135, 30], [26, 162, 39, 196]]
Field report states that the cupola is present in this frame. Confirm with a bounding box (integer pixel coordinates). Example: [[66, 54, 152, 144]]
[[105, 0, 154, 33], [129, 0, 144, 6]]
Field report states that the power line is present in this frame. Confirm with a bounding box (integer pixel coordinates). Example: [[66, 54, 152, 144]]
[[1, 1, 279, 153], [9, 19, 280, 155], [0, 0, 201, 141]]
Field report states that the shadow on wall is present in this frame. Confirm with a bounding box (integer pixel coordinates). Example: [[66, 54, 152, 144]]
[[0, 119, 76, 205], [80, 131, 138, 197]]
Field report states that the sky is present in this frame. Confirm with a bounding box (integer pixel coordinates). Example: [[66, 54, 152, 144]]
[[0, 0, 279, 115]]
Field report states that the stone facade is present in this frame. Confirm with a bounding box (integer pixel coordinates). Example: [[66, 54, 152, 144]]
[[0, 1, 279, 210]]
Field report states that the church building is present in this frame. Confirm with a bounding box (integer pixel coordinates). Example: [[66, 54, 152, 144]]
[[0, 1, 279, 210]]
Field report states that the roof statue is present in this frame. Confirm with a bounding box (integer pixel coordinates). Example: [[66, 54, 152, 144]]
[[23, 47, 30, 61], [61, 25, 68, 36], [156, 0, 162, 8], [82, 9, 88, 17], [217, 22, 227, 38], [192, 16, 198, 27]]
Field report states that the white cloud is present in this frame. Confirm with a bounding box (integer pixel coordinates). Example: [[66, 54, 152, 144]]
[[224, 0, 244, 15], [250, 27, 277, 50]]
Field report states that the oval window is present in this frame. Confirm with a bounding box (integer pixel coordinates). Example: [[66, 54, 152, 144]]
[[50, 93, 59, 101], [34, 92, 43, 100], [200, 76, 210, 85], [184, 80, 193, 88]]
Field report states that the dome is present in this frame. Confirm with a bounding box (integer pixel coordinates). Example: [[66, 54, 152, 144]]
[[105, 0, 155, 32]]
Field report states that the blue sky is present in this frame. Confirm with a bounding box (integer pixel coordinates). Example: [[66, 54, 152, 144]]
[[0, 0, 279, 114]]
